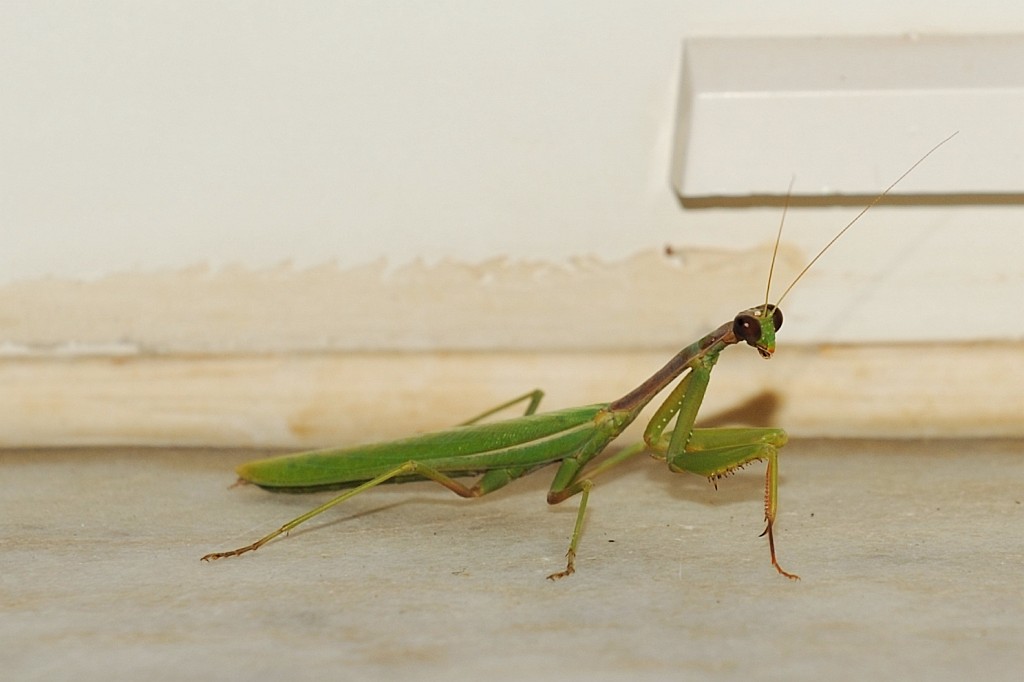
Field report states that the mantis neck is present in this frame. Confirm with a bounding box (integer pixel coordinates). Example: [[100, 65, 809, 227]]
[[608, 320, 733, 415]]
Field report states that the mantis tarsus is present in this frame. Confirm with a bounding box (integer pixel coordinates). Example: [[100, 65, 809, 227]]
[[202, 133, 956, 580]]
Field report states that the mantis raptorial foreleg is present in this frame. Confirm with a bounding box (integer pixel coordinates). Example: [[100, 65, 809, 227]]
[[542, 425, 792, 580], [543, 359, 795, 579], [665, 432, 792, 578], [644, 347, 796, 578]]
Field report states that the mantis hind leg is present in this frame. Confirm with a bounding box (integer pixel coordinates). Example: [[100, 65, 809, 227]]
[[201, 458, 539, 562], [655, 426, 799, 580], [458, 389, 544, 425]]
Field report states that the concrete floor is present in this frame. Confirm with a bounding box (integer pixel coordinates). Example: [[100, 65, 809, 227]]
[[2, 439, 1022, 681]]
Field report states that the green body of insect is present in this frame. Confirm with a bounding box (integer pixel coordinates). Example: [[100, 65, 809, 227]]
[[203, 304, 795, 579], [201, 133, 956, 580]]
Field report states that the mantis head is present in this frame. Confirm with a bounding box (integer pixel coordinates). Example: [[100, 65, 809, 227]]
[[734, 304, 783, 359]]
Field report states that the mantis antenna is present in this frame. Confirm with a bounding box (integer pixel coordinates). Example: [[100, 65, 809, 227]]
[[762, 176, 795, 315], [766, 131, 959, 309]]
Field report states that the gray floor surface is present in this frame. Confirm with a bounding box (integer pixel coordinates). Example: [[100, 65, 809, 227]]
[[3, 440, 1022, 681]]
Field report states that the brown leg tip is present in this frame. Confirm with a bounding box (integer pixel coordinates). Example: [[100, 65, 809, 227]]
[[774, 563, 800, 580], [546, 566, 574, 581]]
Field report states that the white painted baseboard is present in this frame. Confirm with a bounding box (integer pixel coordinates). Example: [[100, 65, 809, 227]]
[[2, 344, 1020, 447]]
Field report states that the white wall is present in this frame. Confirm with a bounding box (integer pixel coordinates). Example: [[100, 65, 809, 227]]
[[3, 1, 1023, 355]]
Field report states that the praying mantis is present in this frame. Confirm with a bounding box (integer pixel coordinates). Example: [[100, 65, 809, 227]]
[[202, 133, 956, 580]]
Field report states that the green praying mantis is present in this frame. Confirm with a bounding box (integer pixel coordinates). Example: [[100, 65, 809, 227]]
[[202, 133, 956, 580]]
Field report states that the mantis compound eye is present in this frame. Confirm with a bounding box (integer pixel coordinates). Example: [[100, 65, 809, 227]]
[[732, 314, 762, 345]]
